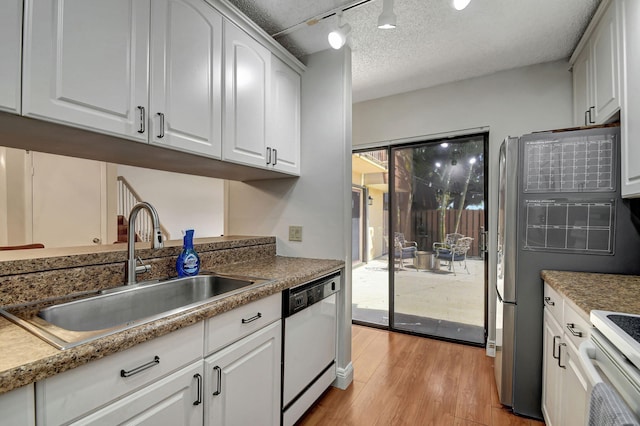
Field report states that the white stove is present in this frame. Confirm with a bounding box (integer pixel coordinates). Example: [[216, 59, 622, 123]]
[[591, 310, 640, 369], [579, 310, 640, 420]]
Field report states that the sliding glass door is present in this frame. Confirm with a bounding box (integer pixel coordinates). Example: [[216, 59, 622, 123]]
[[352, 134, 488, 345]]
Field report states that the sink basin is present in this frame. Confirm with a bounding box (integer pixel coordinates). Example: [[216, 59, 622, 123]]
[[0, 273, 272, 349]]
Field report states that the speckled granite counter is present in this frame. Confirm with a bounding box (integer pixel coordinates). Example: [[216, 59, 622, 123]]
[[0, 256, 344, 394], [541, 270, 640, 320]]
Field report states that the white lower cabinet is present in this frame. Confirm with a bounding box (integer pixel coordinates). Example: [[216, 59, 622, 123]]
[[542, 308, 563, 426], [71, 362, 204, 426], [36, 323, 203, 425], [33, 294, 284, 425], [0, 384, 35, 426], [542, 282, 591, 426], [204, 320, 282, 426]]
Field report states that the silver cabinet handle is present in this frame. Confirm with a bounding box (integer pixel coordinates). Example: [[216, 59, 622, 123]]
[[273, 149, 277, 166], [193, 374, 202, 405], [584, 110, 589, 126], [241, 313, 262, 324], [157, 112, 165, 138], [213, 366, 222, 396], [137, 106, 146, 134], [552, 336, 561, 360], [566, 323, 583, 337], [544, 296, 555, 306], [121, 355, 159, 377], [557, 342, 567, 369], [266, 147, 272, 165]]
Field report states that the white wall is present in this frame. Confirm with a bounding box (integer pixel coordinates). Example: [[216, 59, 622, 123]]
[[117, 165, 224, 241], [226, 48, 353, 387], [352, 60, 574, 351]]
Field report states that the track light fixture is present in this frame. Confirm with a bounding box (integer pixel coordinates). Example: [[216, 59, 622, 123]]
[[378, 0, 396, 29], [328, 12, 351, 49], [452, 0, 471, 11]]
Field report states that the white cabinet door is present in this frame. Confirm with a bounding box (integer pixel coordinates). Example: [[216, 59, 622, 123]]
[[71, 362, 203, 426], [620, 0, 640, 197], [572, 48, 591, 126], [542, 309, 563, 426], [562, 343, 589, 426], [0, 0, 23, 114], [591, 0, 620, 124], [268, 56, 301, 175], [149, 0, 222, 158], [204, 320, 281, 426], [223, 21, 271, 168], [0, 385, 36, 426], [23, 0, 150, 142]]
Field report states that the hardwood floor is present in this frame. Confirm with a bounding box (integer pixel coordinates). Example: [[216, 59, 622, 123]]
[[298, 325, 546, 426]]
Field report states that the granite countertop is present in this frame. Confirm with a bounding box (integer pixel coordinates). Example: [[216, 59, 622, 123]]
[[0, 256, 344, 395], [541, 270, 640, 320]]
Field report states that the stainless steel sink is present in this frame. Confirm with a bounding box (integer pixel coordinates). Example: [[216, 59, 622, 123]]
[[0, 273, 272, 350]]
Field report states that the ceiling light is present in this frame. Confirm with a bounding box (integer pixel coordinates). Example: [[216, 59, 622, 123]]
[[378, 0, 396, 29], [328, 12, 351, 49], [452, 0, 471, 11]]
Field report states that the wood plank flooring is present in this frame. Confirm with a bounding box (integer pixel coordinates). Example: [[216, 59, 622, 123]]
[[298, 325, 546, 426]]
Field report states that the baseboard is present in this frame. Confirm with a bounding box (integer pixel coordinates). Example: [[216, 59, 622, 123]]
[[333, 362, 354, 389]]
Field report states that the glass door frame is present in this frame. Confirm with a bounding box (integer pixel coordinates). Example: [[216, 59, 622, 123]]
[[352, 132, 490, 347]]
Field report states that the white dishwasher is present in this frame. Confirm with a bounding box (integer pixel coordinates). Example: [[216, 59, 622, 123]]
[[282, 272, 341, 426]]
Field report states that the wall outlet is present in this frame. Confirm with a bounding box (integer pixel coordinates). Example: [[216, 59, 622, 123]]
[[289, 226, 303, 242]]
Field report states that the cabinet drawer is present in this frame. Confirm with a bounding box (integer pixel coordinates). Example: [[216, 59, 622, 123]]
[[563, 302, 591, 349], [36, 322, 203, 426], [543, 283, 563, 324], [205, 293, 280, 355]]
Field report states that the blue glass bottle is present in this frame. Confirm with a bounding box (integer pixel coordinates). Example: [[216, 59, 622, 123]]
[[176, 229, 200, 277]]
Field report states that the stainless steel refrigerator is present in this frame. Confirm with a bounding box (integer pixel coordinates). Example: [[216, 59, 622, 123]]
[[494, 126, 640, 419]]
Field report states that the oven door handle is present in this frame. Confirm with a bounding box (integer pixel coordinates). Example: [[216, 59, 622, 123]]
[[578, 340, 603, 387]]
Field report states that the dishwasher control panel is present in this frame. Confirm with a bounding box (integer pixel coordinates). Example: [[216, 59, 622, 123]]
[[284, 272, 341, 317]]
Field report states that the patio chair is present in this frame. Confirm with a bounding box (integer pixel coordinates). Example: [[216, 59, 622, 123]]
[[393, 233, 417, 270], [433, 236, 473, 275]]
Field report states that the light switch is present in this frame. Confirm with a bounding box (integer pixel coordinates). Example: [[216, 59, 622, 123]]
[[289, 226, 302, 242]]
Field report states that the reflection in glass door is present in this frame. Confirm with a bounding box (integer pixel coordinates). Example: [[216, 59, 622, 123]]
[[351, 150, 389, 326], [391, 135, 487, 344]]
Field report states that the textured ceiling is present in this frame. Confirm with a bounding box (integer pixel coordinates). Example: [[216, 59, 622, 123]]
[[227, 0, 601, 103]]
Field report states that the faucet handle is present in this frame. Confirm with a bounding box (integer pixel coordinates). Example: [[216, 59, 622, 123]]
[[134, 256, 151, 275]]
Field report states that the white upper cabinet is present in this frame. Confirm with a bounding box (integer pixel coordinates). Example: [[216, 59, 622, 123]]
[[591, 1, 620, 123], [223, 21, 271, 169], [23, 0, 224, 157], [149, 0, 222, 158], [572, 0, 620, 126], [23, 0, 150, 142], [620, 0, 640, 197], [268, 56, 301, 175], [20, 0, 303, 176], [0, 0, 23, 114], [572, 49, 591, 126]]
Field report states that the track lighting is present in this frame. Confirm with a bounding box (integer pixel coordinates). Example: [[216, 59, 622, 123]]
[[378, 0, 396, 29], [452, 0, 471, 11], [328, 12, 351, 49]]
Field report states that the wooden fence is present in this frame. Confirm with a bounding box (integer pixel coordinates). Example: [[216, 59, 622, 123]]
[[411, 209, 485, 257]]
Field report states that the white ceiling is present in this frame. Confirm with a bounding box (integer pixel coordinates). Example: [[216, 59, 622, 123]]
[[227, 0, 601, 103]]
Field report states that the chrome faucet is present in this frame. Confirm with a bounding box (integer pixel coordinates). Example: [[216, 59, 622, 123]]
[[126, 202, 164, 285]]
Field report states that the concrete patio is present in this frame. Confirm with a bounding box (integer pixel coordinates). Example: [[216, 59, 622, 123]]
[[352, 256, 486, 342]]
